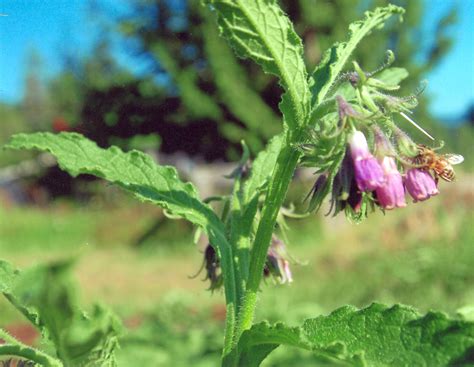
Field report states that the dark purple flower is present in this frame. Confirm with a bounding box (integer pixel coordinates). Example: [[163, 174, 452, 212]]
[[349, 131, 385, 191], [347, 178, 363, 212], [405, 168, 439, 202], [202, 244, 222, 291], [329, 152, 363, 215], [375, 157, 406, 210]]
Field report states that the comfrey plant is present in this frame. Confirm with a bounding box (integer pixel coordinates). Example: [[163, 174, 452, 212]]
[[1, 1, 472, 366]]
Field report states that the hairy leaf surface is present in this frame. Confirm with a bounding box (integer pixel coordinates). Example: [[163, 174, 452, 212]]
[[234, 303, 474, 366], [201, 11, 281, 142], [243, 133, 284, 206], [6, 132, 226, 237], [205, 0, 310, 129], [310, 5, 404, 109]]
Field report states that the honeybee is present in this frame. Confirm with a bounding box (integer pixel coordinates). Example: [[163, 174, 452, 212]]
[[411, 145, 464, 182]]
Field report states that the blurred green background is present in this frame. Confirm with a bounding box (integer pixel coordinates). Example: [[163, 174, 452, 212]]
[[1, 0, 473, 365]]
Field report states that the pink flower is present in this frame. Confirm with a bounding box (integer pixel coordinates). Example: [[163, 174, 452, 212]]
[[405, 168, 439, 202], [349, 131, 385, 191], [375, 157, 406, 209]]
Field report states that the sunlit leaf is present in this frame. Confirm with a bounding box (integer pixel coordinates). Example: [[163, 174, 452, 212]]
[[6, 132, 225, 238], [201, 11, 281, 143], [232, 303, 474, 366], [205, 0, 311, 129], [310, 5, 405, 109]]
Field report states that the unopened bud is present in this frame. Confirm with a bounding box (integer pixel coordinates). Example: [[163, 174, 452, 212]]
[[336, 95, 359, 121], [393, 128, 418, 157], [373, 126, 394, 158]]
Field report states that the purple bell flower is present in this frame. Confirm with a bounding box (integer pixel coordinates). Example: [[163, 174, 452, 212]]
[[375, 157, 406, 210], [405, 168, 439, 202], [349, 131, 385, 191]]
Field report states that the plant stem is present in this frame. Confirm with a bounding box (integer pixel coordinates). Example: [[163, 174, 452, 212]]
[[0, 329, 62, 367], [235, 142, 301, 338], [214, 232, 238, 356]]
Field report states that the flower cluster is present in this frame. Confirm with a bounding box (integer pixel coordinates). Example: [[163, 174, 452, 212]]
[[303, 54, 462, 221], [347, 127, 438, 209], [308, 101, 458, 220]]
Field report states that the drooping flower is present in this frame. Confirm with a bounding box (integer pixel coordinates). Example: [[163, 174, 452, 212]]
[[329, 151, 363, 215], [264, 236, 292, 284], [404, 168, 439, 202], [202, 244, 222, 291], [375, 157, 406, 209], [306, 173, 328, 212], [349, 130, 385, 191]]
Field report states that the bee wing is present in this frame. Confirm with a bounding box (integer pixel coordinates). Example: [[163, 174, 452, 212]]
[[444, 154, 464, 165]]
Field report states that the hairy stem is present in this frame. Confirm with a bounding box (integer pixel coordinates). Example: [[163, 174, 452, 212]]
[[214, 232, 239, 356], [235, 140, 301, 338], [0, 329, 62, 367]]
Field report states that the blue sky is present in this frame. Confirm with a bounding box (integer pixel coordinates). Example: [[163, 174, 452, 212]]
[[0, 0, 473, 119]]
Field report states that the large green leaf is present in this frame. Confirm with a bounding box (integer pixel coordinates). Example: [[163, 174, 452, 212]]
[[310, 5, 405, 110], [232, 303, 474, 366], [6, 132, 224, 235], [0, 260, 120, 367], [201, 10, 281, 142], [204, 0, 310, 129], [5, 132, 239, 353]]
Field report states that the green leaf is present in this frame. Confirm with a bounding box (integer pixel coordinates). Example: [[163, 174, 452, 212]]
[[332, 67, 409, 103], [233, 303, 474, 366], [201, 11, 281, 143], [243, 133, 284, 206], [6, 132, 222, 232], [376, 67, 409, 86], [5, 132, 239, 353], [0, 260, 41, 328], [0, 260, 17, 293], [1, 259, 121, 367], [224, 134, 284, 287], [205, 0, 310, 129], [310, 5, 405, 109]]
